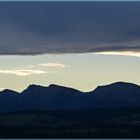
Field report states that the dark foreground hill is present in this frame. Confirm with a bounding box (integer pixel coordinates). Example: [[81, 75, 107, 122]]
[[0, 82, 140, 138]]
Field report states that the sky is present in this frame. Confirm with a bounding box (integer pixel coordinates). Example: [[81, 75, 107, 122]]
[[0, 1, 140, 91]]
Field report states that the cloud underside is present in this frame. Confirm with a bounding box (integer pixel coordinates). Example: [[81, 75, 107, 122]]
[[0, 2, 140, 57], [0, 46, 139, 58]]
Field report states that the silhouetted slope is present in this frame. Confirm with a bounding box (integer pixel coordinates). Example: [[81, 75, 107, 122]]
[[0, 89, 20, 112], [92, 82, 140, 108], [21, 84, 87, 110], [0, 81, 140, 112]]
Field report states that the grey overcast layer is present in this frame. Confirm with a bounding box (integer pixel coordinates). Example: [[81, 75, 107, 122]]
[[0, 1, 140, 55]]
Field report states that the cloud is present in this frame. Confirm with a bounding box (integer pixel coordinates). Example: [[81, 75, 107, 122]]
[[0, 70, 47, 76], [38, 63, 66, 68], [94, 51, 140, 58], [88, 45, 140, 53], [0, 62, 66, 76], [0, 2, 140, 56]]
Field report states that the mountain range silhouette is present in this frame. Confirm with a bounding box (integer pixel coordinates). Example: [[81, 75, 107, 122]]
[[0, 81, 140, 112]]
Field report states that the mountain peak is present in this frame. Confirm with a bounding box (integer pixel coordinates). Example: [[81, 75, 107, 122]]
[[93, 81, 140, 100], [48, 84, 71, 89], [0, 89, 19, 95], [49, 84, 62, 88], [27, 84, 43, 88], [21, 84, 47, 95], [109, 81, 139, 87], [95, 81, 139, 90]]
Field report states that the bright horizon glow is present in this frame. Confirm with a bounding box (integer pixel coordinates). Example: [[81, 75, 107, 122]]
[[95, 51, 140, 58]]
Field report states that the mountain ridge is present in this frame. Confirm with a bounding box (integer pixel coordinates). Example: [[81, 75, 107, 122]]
[[1, 81, 139, 94], [0, 81, 140, 112]]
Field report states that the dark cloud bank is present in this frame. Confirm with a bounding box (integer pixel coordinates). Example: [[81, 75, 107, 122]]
[[0, 1, 140, 55]]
